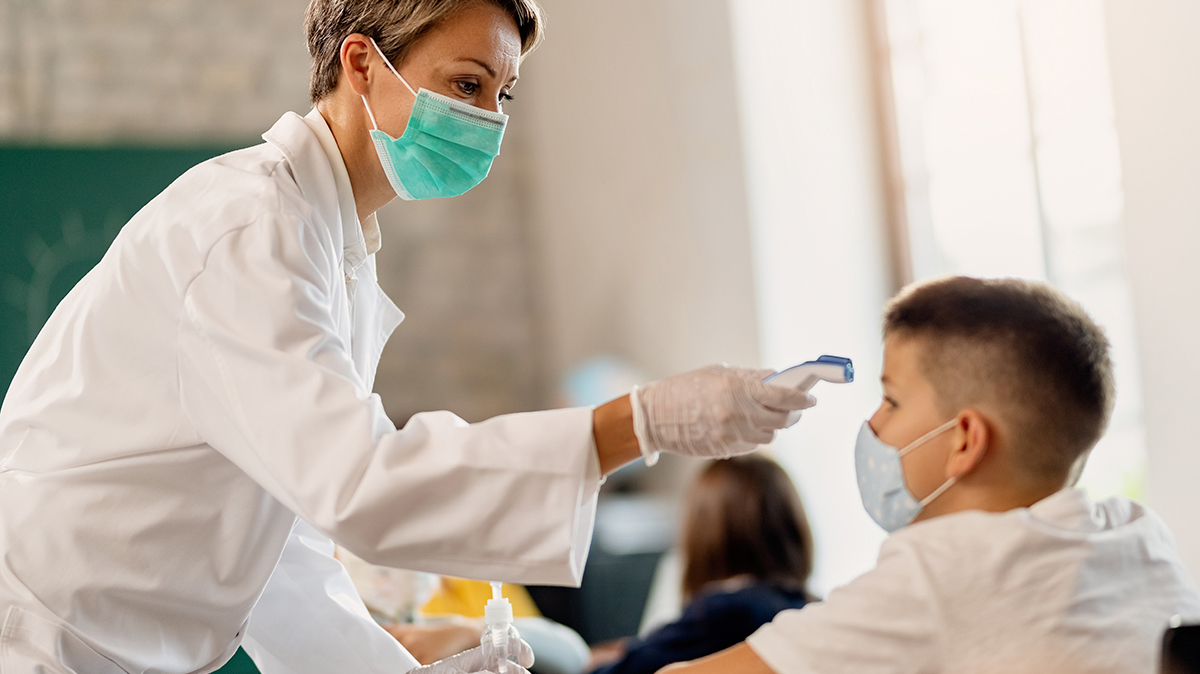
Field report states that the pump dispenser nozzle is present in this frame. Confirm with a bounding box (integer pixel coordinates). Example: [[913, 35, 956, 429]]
[[482, 581, 518, 673], [485, 581, 513, 626]]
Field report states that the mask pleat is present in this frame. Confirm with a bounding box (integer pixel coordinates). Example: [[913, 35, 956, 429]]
[[367, 90, 505, 200]]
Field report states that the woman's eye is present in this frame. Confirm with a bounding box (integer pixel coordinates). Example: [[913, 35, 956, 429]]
[[456, 81, 479, 96], [499, 91, 515, 103]]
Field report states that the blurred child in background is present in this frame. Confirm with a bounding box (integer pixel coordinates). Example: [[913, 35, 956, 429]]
[[589, 454, 813, 674]]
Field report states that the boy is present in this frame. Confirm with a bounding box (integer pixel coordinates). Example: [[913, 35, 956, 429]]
[[663, 276, 1200, 673]]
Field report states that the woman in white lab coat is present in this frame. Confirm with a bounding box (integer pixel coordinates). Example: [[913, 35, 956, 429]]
[[0, 1, 813, 673]]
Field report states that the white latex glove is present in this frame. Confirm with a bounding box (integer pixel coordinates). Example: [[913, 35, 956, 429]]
[[630, 364, 816, 465], [408, 641, 534, 674]]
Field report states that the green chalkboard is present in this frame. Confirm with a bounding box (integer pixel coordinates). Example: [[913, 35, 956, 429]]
[[217, 647, 259, 674], [0, 145, 240, 397]]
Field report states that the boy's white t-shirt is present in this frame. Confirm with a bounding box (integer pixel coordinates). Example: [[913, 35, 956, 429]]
[[747, 489, 1200, 674]]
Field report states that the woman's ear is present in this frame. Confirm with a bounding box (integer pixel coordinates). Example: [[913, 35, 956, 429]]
[[946, 409, 990, 479], [339, 33, 375, 97]]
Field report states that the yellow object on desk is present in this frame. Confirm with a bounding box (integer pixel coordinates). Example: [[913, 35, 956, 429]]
[[422, 577, 541, 619]]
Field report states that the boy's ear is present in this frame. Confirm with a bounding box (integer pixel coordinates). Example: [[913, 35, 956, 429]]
[[945, 409, 990, 479]]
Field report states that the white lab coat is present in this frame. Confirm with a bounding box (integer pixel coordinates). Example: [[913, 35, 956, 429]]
[[0, 109, 601, 674]]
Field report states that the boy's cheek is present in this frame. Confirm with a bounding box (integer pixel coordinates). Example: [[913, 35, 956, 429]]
[[900, 448, 945, 499]]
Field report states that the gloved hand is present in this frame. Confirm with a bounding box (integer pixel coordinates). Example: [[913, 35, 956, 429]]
[[408, 640, 534, 674], [630, 365, 816, 465]]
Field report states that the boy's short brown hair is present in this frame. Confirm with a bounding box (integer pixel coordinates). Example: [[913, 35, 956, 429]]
[[884, 276, 1114, 485], [305, 0, 545, 103]]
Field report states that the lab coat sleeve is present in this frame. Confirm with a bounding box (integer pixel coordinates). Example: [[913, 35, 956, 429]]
[[177, 213, 599, 586], [241, 519, 421, 674]]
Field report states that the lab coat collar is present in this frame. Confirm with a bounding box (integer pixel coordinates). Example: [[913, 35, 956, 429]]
[[261, 110, 381, 277], [302, 108, 382, 270]]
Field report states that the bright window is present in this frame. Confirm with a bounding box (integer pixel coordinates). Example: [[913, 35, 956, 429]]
[[875, 0, 1144, 499]]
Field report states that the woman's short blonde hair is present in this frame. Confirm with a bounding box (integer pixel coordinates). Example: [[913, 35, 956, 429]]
[[304, 0, 545, 102]]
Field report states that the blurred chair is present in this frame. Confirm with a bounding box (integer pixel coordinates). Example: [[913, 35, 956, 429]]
[[527, 495, 676, 644], [1163, 618, 1200, 674]]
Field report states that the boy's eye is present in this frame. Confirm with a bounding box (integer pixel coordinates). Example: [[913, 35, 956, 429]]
[[883, 395, 898, 409]]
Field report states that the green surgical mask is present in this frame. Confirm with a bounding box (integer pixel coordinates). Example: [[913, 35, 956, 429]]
[[362, 38, 508, 201]]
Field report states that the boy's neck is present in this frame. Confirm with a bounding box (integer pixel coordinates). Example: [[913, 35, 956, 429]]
[[914, 478, 1067, 523]]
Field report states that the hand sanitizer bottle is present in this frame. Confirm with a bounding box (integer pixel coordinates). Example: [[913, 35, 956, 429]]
[[481, 581, 521, 674]]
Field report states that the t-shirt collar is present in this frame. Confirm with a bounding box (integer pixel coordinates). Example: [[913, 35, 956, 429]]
[[1026, 487, 1138, 534]]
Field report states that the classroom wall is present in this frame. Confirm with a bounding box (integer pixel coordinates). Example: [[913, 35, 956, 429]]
[[1103, 0, 1200, 579], [0, 0, 308, 141], [518, 0, 763, 384]]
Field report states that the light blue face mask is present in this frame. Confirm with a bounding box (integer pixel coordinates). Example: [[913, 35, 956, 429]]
[[855, 418, 958, 532], [362, 38, 508, 201]]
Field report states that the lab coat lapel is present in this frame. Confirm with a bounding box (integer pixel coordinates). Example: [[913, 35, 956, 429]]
[[261, 113, 343, 252], [350, 256, 404, 391], [262, 112, 353, 347], [262, 111, 403, 391]]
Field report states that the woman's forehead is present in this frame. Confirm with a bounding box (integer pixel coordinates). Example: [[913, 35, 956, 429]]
[[422, 3, 521, 66]]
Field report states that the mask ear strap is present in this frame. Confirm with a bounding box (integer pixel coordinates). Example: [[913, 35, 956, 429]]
[[369, 37, 418, 97], [898, 418, 959, 457], [919, 476, 957, 507], [361, 95, 380, 131]]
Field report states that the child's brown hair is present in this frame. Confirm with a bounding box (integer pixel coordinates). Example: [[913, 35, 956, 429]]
[[681, 454, 814, 599], [884, 276, 1114, 485]]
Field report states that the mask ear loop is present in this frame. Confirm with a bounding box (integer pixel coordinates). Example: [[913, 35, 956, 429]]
[[369, 37, 418, 97], [896, 417, 961, 508], [897, 418, 959, 457], [918, 475, 957, 507], [361, 95, 380, 131], [360, 38, 417, 133]]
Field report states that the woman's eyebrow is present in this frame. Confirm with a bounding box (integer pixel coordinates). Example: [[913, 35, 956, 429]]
[[457, 57, 497, 77], [455, 57, 520, 85]]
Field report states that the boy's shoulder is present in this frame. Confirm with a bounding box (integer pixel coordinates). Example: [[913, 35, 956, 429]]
[[748, 489, 1199, 674], [891, 488, 1153, 543], [880, 488, 1189, 596], [887, 489, 1145, 553]]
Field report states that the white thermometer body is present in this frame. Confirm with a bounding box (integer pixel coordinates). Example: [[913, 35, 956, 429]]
[[766, 355, 854, 391], [765, 355, 854, 426]]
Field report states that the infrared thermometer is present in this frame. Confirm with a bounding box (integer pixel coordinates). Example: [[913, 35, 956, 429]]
[[766, 355, 854, 391], [765, 355, 854, 426]]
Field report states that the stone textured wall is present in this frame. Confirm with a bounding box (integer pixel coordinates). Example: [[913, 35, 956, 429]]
[[0, 0, 311, 141], [0, 0, 549, 424]]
